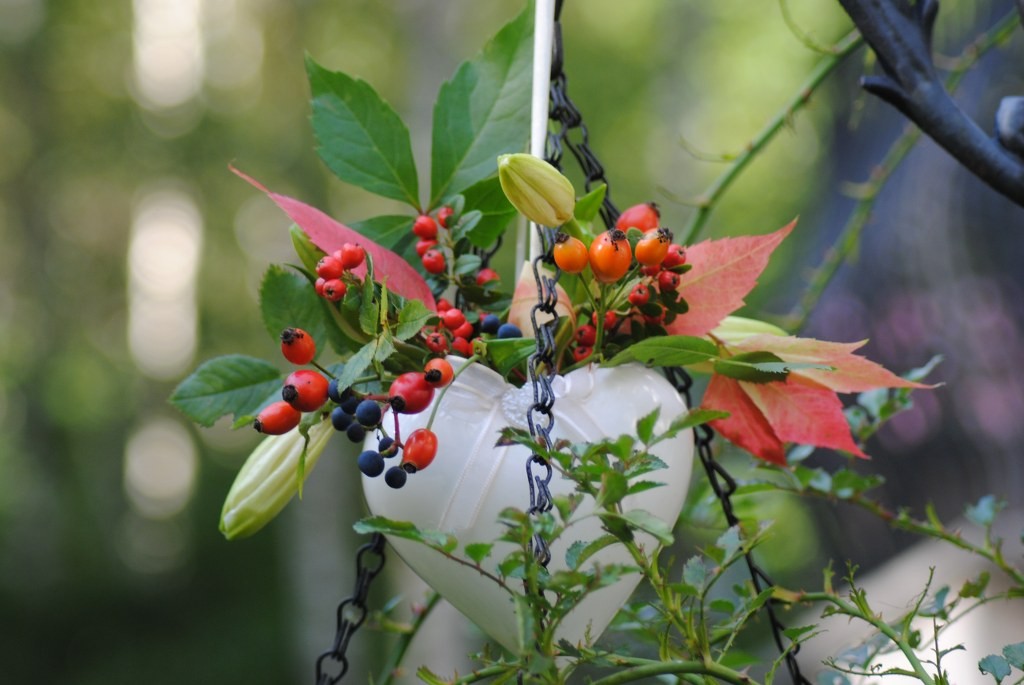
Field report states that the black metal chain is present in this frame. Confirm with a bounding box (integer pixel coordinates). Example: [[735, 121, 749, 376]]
[[666, 368, 811, 685], [314, 532, 387, 684]]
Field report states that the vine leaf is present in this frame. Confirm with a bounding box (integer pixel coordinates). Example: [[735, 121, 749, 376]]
[[232, 167, 436, 311], [307, 56, 419, 207], [429, 7, 532, 207], [666, 221, 794, 338], [259, 265, 330, 353], [170, 355, 282, 427]]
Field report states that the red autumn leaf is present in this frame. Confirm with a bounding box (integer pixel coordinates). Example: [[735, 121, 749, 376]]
[[728, 334, 932, 393], [666, 221, 794, 338], [702, 374, 787, 464], [232, 166, 436, 311]]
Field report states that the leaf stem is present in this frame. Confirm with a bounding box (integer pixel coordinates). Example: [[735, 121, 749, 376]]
[[378, 591, 442, 685]]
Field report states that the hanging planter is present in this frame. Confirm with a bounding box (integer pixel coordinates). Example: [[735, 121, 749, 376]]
[[167, 2, 939, 682]]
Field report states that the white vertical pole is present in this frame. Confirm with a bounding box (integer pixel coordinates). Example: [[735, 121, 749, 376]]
[[516, 0, 556, 267]]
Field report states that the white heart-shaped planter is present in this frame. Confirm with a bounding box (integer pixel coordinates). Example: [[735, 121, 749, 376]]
[[362, 358, 693, 652]]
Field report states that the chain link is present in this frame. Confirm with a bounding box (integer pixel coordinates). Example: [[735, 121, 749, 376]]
[[315, 532, 387, 684], [666, 368, 811, 685]]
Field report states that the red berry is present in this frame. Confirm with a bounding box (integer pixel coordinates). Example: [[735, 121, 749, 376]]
[[662, 244, 687, 269], [388, 372, 435, 414], [424, 331, 449, 354], [476, 267, 499, 286], [437, 206, 454, 228], [403, 428, 438, 470], [451, 336, 472, 356], [281, 370, 329, 412], [413, 215, 438, 240], [573, 346, 593, 363], [337, 243, 365, 270], [424, 358, 454, 387], [436, 298, 453, 312], [415, 239, 438, 257], [316, 255, 344, 280], [553, 234, 588, 274], [575, 324, 597, 347], [280, 327, 316, 365], [615, 202, 660, 232], [452, 322, 474, 340], [253, 401, 301, 435], [441, 308, 466, 330], [657, 270, 680, 291], [422, 249, 445, 274], [589, 230, 632, 283], [640, 263, 661, 277], [592, 310, 618, 330], [315, 277, 327, 296], [322, 279, 347, 301], [628, 283, 651, 307]]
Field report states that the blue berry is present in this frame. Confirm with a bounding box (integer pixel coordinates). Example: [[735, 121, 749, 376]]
[[497, 323, 522, 339], [480, 314, 501, 335], [328, 379, 353, 404], [340, 395, 360, 414], [378, 436, 397, 457], [345, 422, 366, 443], [355, 399, 382, 427], [331, 406, 354, 431], [357, 450, 385, 477], [384, 465, 408, 489]]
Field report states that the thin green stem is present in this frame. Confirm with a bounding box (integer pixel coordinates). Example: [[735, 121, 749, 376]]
[[422, 663, 516, 684], [425, 354, 480, 430], [378, 591, 442, 685], [589, 658, 759, 685], [787, 9, 1021, 330], [679, 29, 864, 245]]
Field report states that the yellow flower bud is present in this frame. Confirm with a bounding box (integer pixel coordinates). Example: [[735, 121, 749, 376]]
[[219, 419, 333, 540], [710, 316, 788, 344], [497, 153, 575, 227]]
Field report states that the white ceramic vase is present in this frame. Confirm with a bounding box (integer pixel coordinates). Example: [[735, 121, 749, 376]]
[[362, 358, 694, 652]]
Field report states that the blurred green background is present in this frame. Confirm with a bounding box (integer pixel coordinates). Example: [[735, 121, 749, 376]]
[[1, 0, 1022, 683]]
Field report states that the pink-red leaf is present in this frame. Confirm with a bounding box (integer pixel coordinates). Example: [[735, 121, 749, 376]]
[[702, 374, 786, 465], [729, 334, 931, 393], [232, 166, 436, 311], [667, 221, 794, 338], [742, 378, 867, 458]]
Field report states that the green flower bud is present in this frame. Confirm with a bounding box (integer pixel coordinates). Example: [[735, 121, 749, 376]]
[[219, 419, 333, 540], [497, 153, 576, 227]]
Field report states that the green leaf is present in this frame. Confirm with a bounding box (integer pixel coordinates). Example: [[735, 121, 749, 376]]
[[959, 571, 990, 599], [334, 341, 376, 391], [486, 338, 536, 377], [714, 350, 831, 384], [966, 494, 1004, 527], [605, 335, 718, 368], [307, 56, 419, 207], [454, 253, 483, 276], [359, 276, 380, 336], [457, 176, 518, 247], [715, 525, 742, 560], [348, 215, 417, 255], [395, 299, 434, 341], [636, 408, 660, 444], [1003, 642, 1024, 669], [170, 355, 282, 427], [464, 542, 493, 564], [290, 224, 325, 273], [573, 184, 607, 224], [979, 654, 1011, 682], [596, 471, 629, 509], [682, 556, 707, 591], [429, 7, 532, 206], [621, 509, 674, 545], [513, 594, 534, 657], [259, 265, 330, 351]]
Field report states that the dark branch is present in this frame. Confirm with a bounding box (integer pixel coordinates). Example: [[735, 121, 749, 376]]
[[837, 0, 1024, 207]]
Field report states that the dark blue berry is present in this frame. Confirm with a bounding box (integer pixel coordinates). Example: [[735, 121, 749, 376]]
[[384, 465, 408, 489], [480, 314, 500, 335], [357, 450, 385, 477], [378, 436, 397, 457], [345, 422, 366, 443], [354, 399, 382, 427], [341, 395, 360, 414], [331, 406, 354, 431], [497, 323, 522, 339], [328, 379, 353, 404]]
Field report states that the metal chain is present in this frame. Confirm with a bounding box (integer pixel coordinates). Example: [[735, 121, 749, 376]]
[[314, 532, 387, 684], [666, 368, 811, 685]]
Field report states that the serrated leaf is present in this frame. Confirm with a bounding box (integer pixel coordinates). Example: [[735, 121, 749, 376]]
[[373, 331, 396, 363], [682, 557, 707, 591], [636, 408, 660, 444], [260, 265, 330, 351], [713, 350, 830, 384], [596, 471, 629, 509], [170, 355, 282, 427], [334, 341, 375, 391], [513, 594, 533, 656], [458, 175, 518, 247], [620, 509, 674, 545], [429, 8, 532, 206], [395, 299, 434, 341], [565, 535, 618, 570], [716, 525, 742, 560], [604, 335, 718, 368], [966, 494, 1003, 527], [463, 543, 493, 565], [959, 571, 990, 599], [1003, 642, 1024, 669], [290, 224, 325, 273], [454, 253, 483, 276], [348, 214, 417, 256], [307, 56, 419, 206], [487, 338, 536, 377], [979, 654, 1011, 682]]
